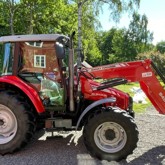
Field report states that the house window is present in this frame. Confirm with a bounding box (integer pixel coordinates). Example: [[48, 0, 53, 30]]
[[25, 42, 43, 47], [34, 55, 46, 68]]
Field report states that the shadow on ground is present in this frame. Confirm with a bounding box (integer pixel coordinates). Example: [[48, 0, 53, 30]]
[[124, 146, 165, 165]]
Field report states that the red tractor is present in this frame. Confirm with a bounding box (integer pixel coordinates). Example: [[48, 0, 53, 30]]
[[0, 33, 164, 161]]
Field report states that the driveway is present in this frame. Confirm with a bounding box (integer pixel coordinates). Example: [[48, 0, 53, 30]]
[[0, 106, 165, 165]]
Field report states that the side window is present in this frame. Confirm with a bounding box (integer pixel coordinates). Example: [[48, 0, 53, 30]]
[[62, 48, 69, 77], [19, 41, 65, 106], [19, 41, 62, 88]]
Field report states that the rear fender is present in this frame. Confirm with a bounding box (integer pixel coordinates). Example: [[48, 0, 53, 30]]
[[76, 97, 116, 129], [0, 76, 44, 113]]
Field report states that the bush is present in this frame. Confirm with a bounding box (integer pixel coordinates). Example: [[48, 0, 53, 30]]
[[137, 51, 165, 75]]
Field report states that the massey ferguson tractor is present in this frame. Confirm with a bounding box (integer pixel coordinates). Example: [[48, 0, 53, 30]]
[[0, 33, 164, 161]]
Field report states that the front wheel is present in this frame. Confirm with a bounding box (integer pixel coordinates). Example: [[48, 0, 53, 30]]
[[83, 107, 139, 161]]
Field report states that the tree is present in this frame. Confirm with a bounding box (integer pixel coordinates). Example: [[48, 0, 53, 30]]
[[126, 12, 153, 50], [0, 0, 78, 35], [17, 0, 78, 34], [96, 28, 116, 64], [97, 12, 153, 64], [122, 12, 153, 60], [0, 0, 20, 35], [156, 41, 165, 54], [72, 0, 140, 67]]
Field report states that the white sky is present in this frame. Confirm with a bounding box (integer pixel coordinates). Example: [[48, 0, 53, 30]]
[[99, 0, 165, 45]]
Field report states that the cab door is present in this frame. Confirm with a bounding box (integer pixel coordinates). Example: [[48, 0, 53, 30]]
[[18, 41, 65, 107]]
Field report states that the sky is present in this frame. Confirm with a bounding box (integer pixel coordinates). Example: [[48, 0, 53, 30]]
[[99, 0, 165, 45]]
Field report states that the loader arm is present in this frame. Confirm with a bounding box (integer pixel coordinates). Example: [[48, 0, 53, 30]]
[[83, 59, 165, 114]]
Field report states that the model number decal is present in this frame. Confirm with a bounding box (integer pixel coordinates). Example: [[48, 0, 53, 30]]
[[142, 72, 152, 77], [159, 92, 165, 102]]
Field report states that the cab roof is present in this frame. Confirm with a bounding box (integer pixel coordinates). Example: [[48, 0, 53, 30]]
[[0, 34, 69, 43]]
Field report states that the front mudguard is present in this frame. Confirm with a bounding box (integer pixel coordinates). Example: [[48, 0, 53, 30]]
[[76, 97, 116, 129]]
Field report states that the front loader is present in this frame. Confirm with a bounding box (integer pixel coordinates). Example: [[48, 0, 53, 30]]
[[0, 33, 164, 161]]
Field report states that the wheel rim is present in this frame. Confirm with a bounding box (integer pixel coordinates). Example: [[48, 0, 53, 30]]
[[94, 122, 127, 153], [0, 104, 18, 144]]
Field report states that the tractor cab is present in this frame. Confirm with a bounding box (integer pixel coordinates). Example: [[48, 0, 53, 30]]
[[0, 34, 70, 109]]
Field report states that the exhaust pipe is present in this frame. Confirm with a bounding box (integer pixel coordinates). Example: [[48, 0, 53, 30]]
[[69, 32, 75, 111]]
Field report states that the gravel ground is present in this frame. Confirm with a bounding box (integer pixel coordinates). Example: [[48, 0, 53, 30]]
[[0, 106, 164, 165]]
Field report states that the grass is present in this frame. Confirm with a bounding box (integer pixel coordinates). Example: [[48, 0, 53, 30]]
[[115, 83, 152, 113]]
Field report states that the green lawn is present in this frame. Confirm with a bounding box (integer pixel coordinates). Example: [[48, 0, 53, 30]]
[[115, 83, 151, 113]]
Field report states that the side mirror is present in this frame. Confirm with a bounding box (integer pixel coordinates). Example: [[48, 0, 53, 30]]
[[55, 42, 65, 59]]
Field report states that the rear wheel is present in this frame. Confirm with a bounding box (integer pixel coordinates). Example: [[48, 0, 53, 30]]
[[0, 91, 36, 154], [83, 107, 139, 161], [0, 105, 17, 144]]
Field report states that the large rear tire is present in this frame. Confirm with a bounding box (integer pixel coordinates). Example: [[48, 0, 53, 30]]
[[83, 107, 139, 161], [0, 91, 36, 154]]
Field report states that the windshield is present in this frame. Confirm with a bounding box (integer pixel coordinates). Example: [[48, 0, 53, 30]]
[[2, 43, 13, 75]]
